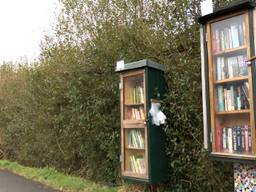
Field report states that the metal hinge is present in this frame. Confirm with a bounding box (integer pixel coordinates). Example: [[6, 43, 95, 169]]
[[205, 32, 208, 42], [119, 82, 122, 90], [120, 155, 123, 162], [210, 132, 212, 143]]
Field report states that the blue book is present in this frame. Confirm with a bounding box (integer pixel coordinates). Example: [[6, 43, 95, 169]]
[[218, 86, 224, 111]]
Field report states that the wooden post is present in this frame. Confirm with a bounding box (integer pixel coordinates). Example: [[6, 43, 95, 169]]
[[234, 163, 256, 191], [149, 184, 158, 192]]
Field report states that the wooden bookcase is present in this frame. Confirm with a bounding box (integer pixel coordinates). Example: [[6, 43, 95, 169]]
[[116, 59, 168, 183], [199, 0, 256, 161]]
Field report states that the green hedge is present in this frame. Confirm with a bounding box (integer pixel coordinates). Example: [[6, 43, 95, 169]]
[[0, 0, 236, 191]]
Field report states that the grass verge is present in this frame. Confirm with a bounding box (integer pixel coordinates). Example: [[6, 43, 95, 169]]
[[0, 160, 117, 192]]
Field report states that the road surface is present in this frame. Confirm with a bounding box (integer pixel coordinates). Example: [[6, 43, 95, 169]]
[[0, 170, 58, 192]]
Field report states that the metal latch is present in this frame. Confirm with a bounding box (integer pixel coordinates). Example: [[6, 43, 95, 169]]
[[246, 56, 256, 66]]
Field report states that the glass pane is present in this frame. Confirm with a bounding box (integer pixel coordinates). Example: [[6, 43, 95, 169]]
[[212, 15, 246, 53], [212, 15, 247, 81], [126, 129, 145, 149], [123, 74, 145, 120], [211, 14, 253, 155], [124, 150, 146, 174], [215, 114, 252, 154], [214, 52, 247, 80], [124, 128, 146, 174], [215, 81, 249, 112]]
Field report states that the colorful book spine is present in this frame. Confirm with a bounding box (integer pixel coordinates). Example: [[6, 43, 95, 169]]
[[216, 57, 222, 80], [231, 24, 240, 48], [228, 128, 233, 153], [244, 125, 249, 152], [248, 127, 252, 152], [216, 128, 223, 151], [222, 128, 227, 150], [232, 127, 237, 152], [218, 86, 224, 111], [129, 155, 145, 174], [220, 125, 251, 154], [236, 127, 241, 152], [241, 127, 245, 152]]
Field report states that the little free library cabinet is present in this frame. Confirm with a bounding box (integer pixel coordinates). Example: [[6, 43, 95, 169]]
[[199, 0, 256, 162], [116, 59, 168, 183]]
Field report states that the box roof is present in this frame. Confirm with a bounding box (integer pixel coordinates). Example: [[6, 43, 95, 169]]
[[115, 59, 165, 72], [198, 0, 255, 24]]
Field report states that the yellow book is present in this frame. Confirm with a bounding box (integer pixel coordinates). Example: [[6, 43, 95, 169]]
[[139, 107, 145, 120]]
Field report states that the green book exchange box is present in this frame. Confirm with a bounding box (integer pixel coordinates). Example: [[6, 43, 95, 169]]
[[116, 59, 168, 184]]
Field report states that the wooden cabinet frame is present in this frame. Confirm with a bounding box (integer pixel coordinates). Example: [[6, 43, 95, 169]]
[[120, 69, 149, 179], [199, 1, 256, 162]]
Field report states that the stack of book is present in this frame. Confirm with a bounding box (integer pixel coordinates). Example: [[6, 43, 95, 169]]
[[217, 82, 249, 112], [126, 107, 145, 120], [216, 125, 252, 153], [128, 85, 144, 104], [212, 21, 245, 53], [129, 155, 146, 174], [216, 54, 247, 80], [128, 130, 144, 149]]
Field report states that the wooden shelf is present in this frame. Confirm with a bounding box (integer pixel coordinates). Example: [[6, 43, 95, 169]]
[[125, 103, 144, 107], [216, 109, 250, 115], [125, 147, 145, 150], [211, 152, 256, 160], [122, 171, 148, 179], [215, 76, 248, 84], [213, 45, 246, 56]]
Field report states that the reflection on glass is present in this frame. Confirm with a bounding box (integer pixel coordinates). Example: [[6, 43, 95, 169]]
[[127, 129, 145, 149], [124, 74, 145, 120], [215, 81, 249, 112], [212, 15, 247, 81], [211, 14, 252, 155]]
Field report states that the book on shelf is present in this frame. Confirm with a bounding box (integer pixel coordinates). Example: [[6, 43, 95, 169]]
[[128, 129, 144, 149], [212, 21, 245, 53], [217, 125, 252, 153], [216, 82, 249, 112], [215, 54, 247, 80], [126, 106, 145, 120], [128, 85, 144, 104], [129, 155, 146, 174], [216, 127, 223, 152]]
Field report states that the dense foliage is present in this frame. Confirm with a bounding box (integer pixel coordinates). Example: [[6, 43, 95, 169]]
[[0, 0, 237, 191]]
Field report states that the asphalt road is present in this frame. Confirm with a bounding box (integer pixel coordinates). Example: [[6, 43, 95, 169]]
[[0, 170, 58, 192]]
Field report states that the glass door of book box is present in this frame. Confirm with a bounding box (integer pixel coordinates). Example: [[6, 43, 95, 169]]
[[121, 70, 148, 178], [208, 13, 255, 159]]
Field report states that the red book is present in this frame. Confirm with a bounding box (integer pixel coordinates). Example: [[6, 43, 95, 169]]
[[244, 125, 249, 152], [216, 127, 223, 152]]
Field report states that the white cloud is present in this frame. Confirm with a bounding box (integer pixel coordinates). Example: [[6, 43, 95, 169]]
[[0, 0, 60, 63]]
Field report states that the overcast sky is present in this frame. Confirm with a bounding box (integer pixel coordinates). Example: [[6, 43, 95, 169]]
[[0, 0, 60, 63]]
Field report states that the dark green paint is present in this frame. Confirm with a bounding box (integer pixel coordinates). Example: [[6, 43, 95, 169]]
[[146, 67, 168, 184]]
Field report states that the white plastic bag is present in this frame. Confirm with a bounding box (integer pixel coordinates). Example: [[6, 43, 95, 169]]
[[149, 102, 166, 126]]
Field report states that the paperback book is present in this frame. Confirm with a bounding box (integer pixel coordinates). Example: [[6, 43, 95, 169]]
[[216, 82, 249, 112], [128, 129, 145, 149], [216, 125, 252, 153], [212, 20, 245, 53], [129, 155, 146, 174]]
